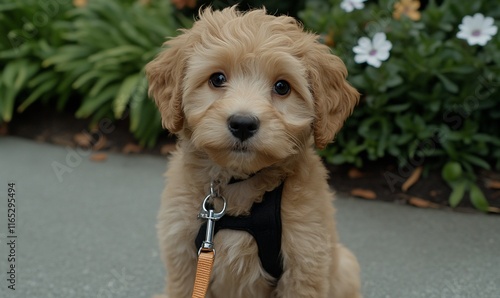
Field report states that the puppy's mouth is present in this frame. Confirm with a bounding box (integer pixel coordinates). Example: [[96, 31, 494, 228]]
[[231, 142, 250, 153]]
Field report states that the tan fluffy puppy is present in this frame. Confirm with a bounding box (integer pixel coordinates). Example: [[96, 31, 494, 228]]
[[146, 6, 361, 298]]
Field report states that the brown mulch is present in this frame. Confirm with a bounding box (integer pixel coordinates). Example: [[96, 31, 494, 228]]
[[326, 162, 500, 214], [5, 104, 499, 214], [6, 104, 176, 157]]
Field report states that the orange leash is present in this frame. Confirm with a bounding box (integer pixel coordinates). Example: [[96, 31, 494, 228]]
[[192, 249, 215, 298]]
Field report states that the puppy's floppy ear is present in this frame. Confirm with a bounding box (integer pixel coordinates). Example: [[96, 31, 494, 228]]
[[145, 32, 191, 133], [306, 42, 360, 149]]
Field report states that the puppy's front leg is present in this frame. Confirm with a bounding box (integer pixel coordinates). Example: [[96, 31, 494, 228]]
[[158, 201, 199, 298], [275, 227, 333, 298], [164, 255, 197, 298]]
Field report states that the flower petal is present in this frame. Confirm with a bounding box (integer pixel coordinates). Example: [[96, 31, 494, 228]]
[[467, 35, 487, 46], [354, 2, 365, 9], [472, 13, 485, 23], [353, 45, 369, 54], [456, 30, 469, 40], [354, 53, 368, 64], [372, 32, 387, 48], [378, 40, 393, 52], [469, 13, 485, 29], [461, 15, 473, 27], [481, 16, 494, 29], [376, 50, 390, 61], [458, 23, 469, 34], [483, 25, 498, 36], [475, 36, 490, 46], [367, 56, 382, 68], [341, 2, 354, 13], [357, 37, 372, 49]]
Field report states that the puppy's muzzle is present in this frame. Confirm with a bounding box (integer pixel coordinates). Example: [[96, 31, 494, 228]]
[[227, 114, 260, 142]]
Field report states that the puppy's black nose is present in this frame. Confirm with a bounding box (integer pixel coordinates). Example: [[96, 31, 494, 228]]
[[227, 115, 260, 141]]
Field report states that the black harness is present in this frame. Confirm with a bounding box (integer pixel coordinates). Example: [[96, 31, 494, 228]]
[[195, 182, 285, 280]]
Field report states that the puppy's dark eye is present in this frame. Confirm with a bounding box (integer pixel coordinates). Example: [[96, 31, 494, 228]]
[[273, 80, 291, 96], [209, 73, 226, 88]]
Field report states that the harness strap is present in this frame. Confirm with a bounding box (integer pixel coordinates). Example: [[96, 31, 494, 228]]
[[195, 182, 284, 280], [192, 249, 215, 298]]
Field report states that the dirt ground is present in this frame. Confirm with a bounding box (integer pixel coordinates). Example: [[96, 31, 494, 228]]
[[4, 104, 500, 214]]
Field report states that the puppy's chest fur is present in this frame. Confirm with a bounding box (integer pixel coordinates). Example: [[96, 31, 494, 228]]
[[209, 231, 276, 297]]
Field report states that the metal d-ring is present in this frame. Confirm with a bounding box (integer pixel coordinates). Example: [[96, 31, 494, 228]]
[[197, 182, 227, 254], [199, 194, 227, 220]]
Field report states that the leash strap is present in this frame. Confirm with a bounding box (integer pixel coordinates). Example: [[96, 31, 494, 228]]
[[192, 249, 215, 298]]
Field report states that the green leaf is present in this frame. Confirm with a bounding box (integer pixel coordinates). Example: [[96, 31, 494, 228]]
[[89, 74, 121, 97], [441, 65, 476, 74], [0, 2, 19, 11], [436, 73, 459, 93], [88, 45, 143, 63], [385, 103, 411, 113], [0, 59, 35, 121], [43, 50, 91, 67], [442, 161, 462, 182], [2, 60, 22, 86], [27, 71, 56, 88], [448, 181, 466, 207], [469, 183, 489, 212], [76, 85, 119, 118], [473, 134, 500, 145], [119, 21, 153, 49], [18, 78, 58, 112], [328, 154, 346, 165], [1, 89, 16, 122], [54, 60, 89, 73], [130, 94, 143, 131], [13, 61, 39, 92], [113, 73, 140, 118], [461, 154, 491, 170], [440, 141, 459, 160], [0, 85, 5, 121], [386, 74, 403, 88], [349, 74, 368, 89], [72, 70, 102, 89]]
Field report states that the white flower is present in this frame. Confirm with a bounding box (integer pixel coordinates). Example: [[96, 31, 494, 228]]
[[353, 32, 393, 68], [457, 13, 498, 46], [340, 0, 367, 13]]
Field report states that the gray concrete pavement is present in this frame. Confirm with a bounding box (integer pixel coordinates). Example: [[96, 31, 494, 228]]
[[0, 136, 499, 298]]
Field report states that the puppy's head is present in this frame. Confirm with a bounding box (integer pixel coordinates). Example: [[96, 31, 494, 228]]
[[146, 7, 359, 174]]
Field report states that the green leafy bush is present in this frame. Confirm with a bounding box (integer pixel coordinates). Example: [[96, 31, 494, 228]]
[[1, 0, 187, 147], [300, 0, 500, 210], [0, 1, 70, 122]]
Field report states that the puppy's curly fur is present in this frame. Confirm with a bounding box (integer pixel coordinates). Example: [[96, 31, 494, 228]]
[[146, 6, 361, 298]]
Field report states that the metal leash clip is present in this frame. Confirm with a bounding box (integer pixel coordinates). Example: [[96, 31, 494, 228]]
[[197, 181, 227, 255]]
